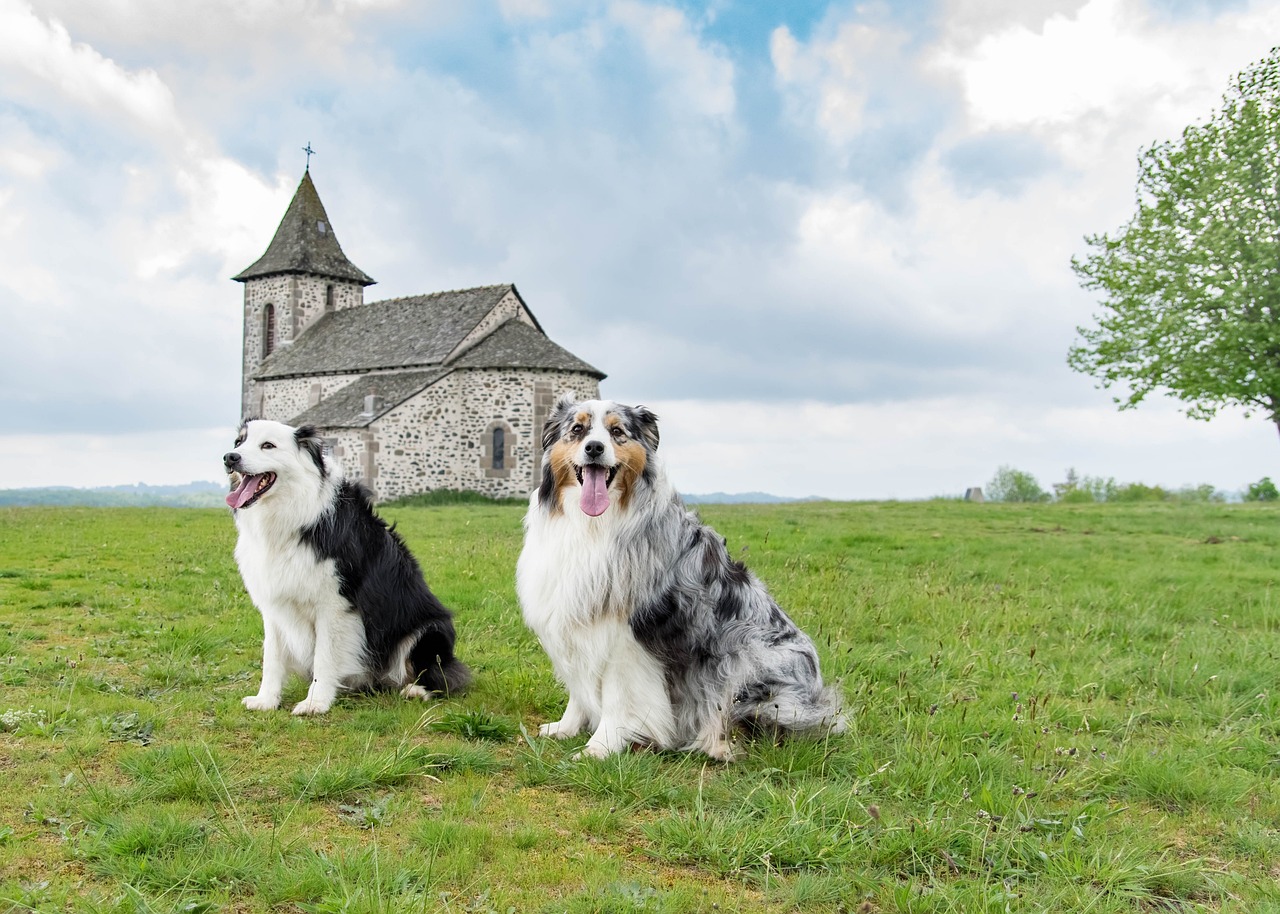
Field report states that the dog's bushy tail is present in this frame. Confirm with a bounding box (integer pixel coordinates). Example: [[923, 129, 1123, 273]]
[[731, 681, 846, 737], [408, 625, 472, 697], [414, 652, 472, 696]]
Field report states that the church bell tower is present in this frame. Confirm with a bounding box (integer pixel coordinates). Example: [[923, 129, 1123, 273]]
[[232, 168, 375, 419]]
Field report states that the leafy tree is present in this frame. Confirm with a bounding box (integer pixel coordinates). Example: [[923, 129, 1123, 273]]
[[1111, 482, 1170, 502], [1053, 467, 1119, 503], [1245, 476, 1279, 501], [1069, 48, 1280, 439], [986, 466, 1050, 503]]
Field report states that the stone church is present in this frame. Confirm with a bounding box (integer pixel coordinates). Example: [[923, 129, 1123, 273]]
[[234, 170, 604, 501]]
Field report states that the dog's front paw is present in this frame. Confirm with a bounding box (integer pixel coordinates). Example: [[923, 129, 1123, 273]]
[[572, 741, 615, 760], [703, 739, 737, 762], [291, 698, 331, 716], [400, 684, 434, 701], [242, 695, 280, 711], [538, 720, 583, 739]]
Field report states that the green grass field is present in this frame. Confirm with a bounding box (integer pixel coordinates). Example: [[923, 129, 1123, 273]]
[[1, 500, 1278, 913]]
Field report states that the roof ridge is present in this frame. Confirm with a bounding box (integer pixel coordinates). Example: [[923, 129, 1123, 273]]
[[365, 283, 513, 306]]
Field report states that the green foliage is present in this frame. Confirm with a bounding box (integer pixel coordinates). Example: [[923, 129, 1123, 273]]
[[1110, 482, 1170, 502], [1070, 47, 1280, 430], [1245, 475, 1280, 501], [1053, 468, 1118, 503], [430, 708, 518, 741], [2, 502, 1280, 912], [380, 488, 525, 508], [1053, 469, 1223, 504], [986, 465, 1050, 502]]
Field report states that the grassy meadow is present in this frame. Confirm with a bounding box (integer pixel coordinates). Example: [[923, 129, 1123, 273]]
[[0, 499, 1278, 913]]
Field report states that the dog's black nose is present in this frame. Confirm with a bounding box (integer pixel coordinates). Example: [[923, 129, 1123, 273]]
[[585, 441, 604, 459], [223, 452, 241, 470]]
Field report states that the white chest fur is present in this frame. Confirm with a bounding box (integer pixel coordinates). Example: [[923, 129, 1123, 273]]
[[234, 511, 340, 616]]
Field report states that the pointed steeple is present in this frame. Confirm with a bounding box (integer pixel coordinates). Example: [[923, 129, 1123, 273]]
[[233, 171, 375, 286]]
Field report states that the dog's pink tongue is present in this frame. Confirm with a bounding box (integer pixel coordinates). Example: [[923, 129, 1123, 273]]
[[580, 465, 610, 517], [226, 474, 261, 509]]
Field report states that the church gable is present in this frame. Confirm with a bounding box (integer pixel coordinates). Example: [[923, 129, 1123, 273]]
[[444, 287, 540, 362]]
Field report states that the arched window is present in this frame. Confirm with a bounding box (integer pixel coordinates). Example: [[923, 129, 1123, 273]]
[[262, 304, 277, 357], [492, 427, 505, 470], [481, 421, 514, 477]]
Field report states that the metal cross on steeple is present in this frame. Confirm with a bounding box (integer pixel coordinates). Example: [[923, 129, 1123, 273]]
[[303, 142, 315, 170]]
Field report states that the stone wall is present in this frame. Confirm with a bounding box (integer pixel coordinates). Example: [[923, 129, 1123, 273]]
[[259, 374, 360, 423], [240, 274, 364, 419], [359, 367, 600, 501], [241, 276, 289, 418], [292, 276, 364, 329]]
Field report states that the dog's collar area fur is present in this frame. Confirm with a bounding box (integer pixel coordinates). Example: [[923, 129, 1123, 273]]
[[227, 472, 277, 510]]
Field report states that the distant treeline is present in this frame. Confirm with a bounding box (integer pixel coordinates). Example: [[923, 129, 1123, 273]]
[[983, 467, 1277, 504], [0, 483, 826, 509], [0, 482, 227, 508]]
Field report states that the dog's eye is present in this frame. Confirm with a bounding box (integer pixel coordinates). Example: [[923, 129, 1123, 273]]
[[610, 426, 626, 439], [234, 437, 245, 447], [571, 423, 585, 435], [261, 442, 276, 450]]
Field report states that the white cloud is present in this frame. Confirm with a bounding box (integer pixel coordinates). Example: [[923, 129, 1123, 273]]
[[768, 14, 942, 151], [0, 0, 177, 134], [610, 0, 736, 122], [137, 158, 295, 280], [933, 0, 1280, 134], [498, 0, 552, 20]]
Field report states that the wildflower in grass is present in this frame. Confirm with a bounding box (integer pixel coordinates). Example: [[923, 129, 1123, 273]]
[[0, 708, 47, 732]]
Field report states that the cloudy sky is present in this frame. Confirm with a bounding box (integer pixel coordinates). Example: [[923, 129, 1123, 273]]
[[1, 0, 1277, 499]]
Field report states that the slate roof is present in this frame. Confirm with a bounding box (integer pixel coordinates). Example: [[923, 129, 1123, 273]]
[[289, 369, 449, 429], [232, 171, 375, 286], [283, 322, 603, 429], [255, 285, 518, 379], [453, 319, 604, 378]]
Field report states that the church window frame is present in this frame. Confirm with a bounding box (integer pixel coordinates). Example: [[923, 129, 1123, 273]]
[[492, 427, 505, 469], [262, 303, 277, 358], [481, 420, 515, 478]]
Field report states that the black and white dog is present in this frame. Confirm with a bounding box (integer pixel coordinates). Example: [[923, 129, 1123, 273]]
[[517, 398, 844, 760], [224, 419, 469, 715]]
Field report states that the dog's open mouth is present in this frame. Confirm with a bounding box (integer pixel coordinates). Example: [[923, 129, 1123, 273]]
[[226, 472, 277, 510], [574, 464, 617, 518]]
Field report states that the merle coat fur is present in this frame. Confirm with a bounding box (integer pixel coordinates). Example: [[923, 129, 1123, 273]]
[[517, 398, 843, 760]]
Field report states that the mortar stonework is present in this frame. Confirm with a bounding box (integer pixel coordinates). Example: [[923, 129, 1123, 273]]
[[241, 274, 364, 419], [352, 368, 599, 501], [260, 374, 361, 422]]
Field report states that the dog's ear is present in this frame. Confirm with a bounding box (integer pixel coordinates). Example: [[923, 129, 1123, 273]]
[[542, 395, 577, 450], [294, 425, 328, 479], [630, 406, 660, 451]]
